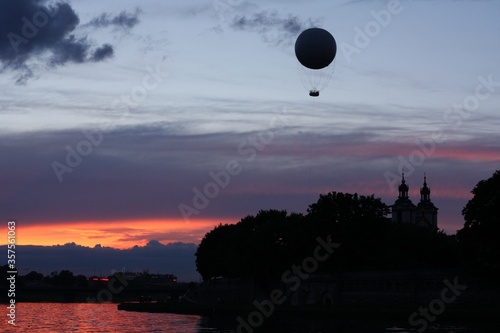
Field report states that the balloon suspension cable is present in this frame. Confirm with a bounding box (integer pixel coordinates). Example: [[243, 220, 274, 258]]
[[296, 60, 336, 97], [307, 98, 318, 204]]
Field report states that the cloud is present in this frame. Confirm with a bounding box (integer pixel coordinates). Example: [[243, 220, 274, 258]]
[[232, 11, 301, 34], [6, 241, 199, 281], [84, 9, 141, 30], [0, 125, 497, 235], [90, 43, 114, 62], [230, 10, 321, 46], [115, 229, 211, 245], [0, 1, 138, 84]]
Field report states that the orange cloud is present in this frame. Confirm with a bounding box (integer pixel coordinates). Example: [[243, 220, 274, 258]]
[[11, 218, 235, 249]]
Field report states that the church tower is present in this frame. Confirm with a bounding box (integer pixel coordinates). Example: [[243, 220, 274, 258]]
[[391, 173, 416, 224], [416, 174, 438, 229]]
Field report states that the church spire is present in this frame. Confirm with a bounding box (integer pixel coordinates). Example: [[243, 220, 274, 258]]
[[420, 173, 431, 202], [398, 172, 409, 199]]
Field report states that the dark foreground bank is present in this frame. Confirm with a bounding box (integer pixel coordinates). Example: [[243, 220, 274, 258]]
[[117, 299, 499, 321]]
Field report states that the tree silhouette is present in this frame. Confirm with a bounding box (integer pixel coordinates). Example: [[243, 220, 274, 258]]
[[195, 191, 460, 281], [305, 192, 391, 271], [195, 223, 236, 280], [43, 270, 76, 286], [307, 192, 390, 226], [457, 169, 500, 271], [24, 270, 44, 281], [195, 210, 305, 281], [238, 210, 303, 281], [373, 223, 458, 270]]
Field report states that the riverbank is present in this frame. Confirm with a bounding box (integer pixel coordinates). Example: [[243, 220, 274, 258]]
[[117, 300, 499, 322]]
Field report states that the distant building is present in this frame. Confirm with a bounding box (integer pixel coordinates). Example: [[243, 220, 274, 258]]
[[391, 173, 438, 229], [122, 271, 177, 288]]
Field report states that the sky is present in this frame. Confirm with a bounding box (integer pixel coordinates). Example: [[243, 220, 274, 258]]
[[1, 0, 499, 280]]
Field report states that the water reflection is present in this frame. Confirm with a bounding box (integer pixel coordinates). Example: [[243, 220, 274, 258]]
[[12, 303, 489, 333], [17, 303, 203, 333]]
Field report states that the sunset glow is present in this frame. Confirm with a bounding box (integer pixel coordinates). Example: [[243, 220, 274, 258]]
[[11, 218, 235, 249]]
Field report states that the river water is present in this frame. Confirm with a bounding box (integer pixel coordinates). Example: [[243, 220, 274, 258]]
[[5, 303, 490, 332]]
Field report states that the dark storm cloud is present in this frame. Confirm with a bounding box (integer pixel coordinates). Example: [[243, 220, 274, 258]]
[[230, 10, 320, 46], [84, 9, 141, 29], [6, 241, 199, 281], [0, 1, 137, 84]]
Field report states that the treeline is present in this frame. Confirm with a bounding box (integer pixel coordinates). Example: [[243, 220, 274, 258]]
[[0, 268, 88, 288], [196, 170, 500, 282]]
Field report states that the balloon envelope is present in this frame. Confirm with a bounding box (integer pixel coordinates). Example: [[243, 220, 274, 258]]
[[295, 28, 337, 70]]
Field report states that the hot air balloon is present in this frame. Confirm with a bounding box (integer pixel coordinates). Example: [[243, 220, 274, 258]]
[[295, 28, 337, 97]]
